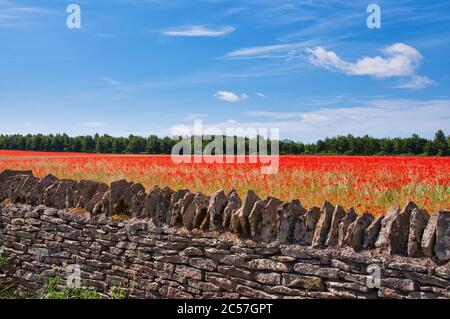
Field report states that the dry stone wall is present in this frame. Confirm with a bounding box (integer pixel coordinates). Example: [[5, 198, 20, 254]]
[[0, 170, 449, 299]]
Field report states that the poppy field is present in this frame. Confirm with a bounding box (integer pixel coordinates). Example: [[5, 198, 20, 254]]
[[0, 150, 448, 215]]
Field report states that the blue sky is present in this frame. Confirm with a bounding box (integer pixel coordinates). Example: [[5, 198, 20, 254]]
[[0, 0, 449, 142]]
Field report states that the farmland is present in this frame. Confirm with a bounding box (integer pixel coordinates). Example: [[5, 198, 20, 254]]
[[0, 150, 448, 215]]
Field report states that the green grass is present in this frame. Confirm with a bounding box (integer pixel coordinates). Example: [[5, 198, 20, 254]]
[[42, 275, 102, 299], [0, 256, 6, 270]]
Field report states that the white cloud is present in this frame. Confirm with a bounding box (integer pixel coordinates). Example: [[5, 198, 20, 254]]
[[306, 43, 435, 89], [227, 42, 310, 58], [163, 25, 235, 37], [240, 99, 450, 141], [255, 92, 266, 98], [394, 75, 436, 89], [215, 91, 248, 103]]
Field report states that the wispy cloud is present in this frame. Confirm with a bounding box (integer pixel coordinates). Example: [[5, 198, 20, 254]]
[[227, 41, 311, 59], [101, 76, 120, 86], [394, 76, 436, 90], [306, 43, 435, 89], [163, 25, 235, 37], [215, 91, 248, 103], [234, 99, 450, 141]]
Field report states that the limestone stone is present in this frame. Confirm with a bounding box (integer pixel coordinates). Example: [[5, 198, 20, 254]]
[[171, 191, 194, 227], [363, 215, 384, 249], [144, 186, 160, 219], [248, 199, 269, 241], [222, 190, 241, 230], [435, 210, 450, 261], [338, 207, 357, 247], [260, 198, 283, 243], [167, 189, 189, 224], [304, 207, 321, 246], [407, 208, 430, 257], [26, 174, 59, 205], [277, 200, 306, 244], [421, 211, 439, 257], [347, 212, 374, 251], [312, 201, 335, 248], [113, 183, 145, 215], [325, 204, 346, 247], [232, 190, 260, 237], [86, 183, 109, 214], [375, 202, 418, 255], [183, 193, 209, 230], [207, 190, 228, 231]]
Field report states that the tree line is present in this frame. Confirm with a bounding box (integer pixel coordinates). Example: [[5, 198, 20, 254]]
[[0, 130, 448, 156]]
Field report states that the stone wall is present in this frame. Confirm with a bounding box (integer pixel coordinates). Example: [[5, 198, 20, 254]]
[[0, 170, 449, 299]]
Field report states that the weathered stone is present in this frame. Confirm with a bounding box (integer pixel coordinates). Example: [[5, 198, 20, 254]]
[[189, 258, 218, 271], [113, 182, 145, 216], [174, 265, 202, 280], [381, 278, 417, 292], [171, 191, 194, 227], [247, 259, 289, 272], [248, 198, 269, 241], [282, 274, 324, 291], [260, 198, 283, 243], [14, 175, 39, 203], [156, 187, 174, 223], [191, 195, 211, 230], [0, 170, 33, 200], [222, 190, 241, 230], [435, 264, 450, 279], [408, 208, 430, 257], [166, 189, 189, 223], [421, 212, 438, 257], [217, 265, 253, 281], [144, 186, 160, 219], [277, 200, 307, 244], [435, 210, 450, 261], [376, 202, 418, 255], [254, 272, 281, 285], [388, 262, 428, 273], [6, 174, 34, 203], [45, 179, 78, 209], [364, 215, 384, 249], [304, 207, 321, 246], [130, 190, 147, 218], [312, 201, 335, 248], [325, 204, 346, 247], [101, 179, 133, 216], [338, 207, 357, 247], [183, 193, 209, 230], [233, 190, 260, 238], [235, 285, 277, 299], [26, 174, 59, 205], [73, 180, 101, 209], [207, 189, 228, 231], [85, 183, 109, 214], [347, 212, 374, 251], [294, 262, 340, 279]]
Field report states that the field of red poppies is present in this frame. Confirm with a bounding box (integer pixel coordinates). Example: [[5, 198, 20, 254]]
[[0, 150, 448, 215]]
